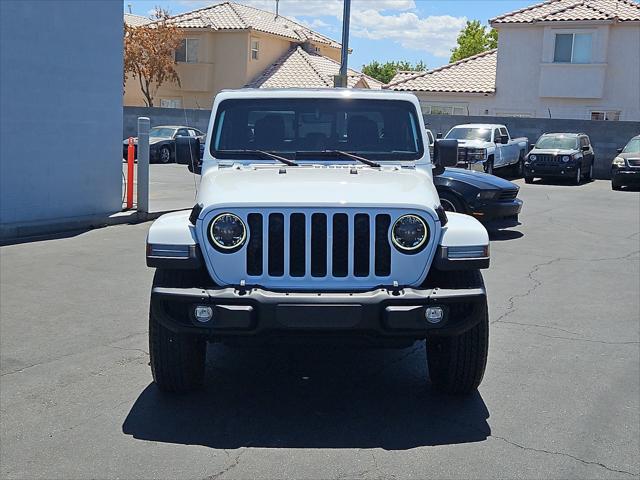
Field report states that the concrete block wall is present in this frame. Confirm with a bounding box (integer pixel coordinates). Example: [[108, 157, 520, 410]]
[[124, 108, 639, 179], [425, 114, 640, 178]]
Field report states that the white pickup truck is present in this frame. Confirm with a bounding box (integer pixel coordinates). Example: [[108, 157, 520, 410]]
[[444, 124, 528, 175]]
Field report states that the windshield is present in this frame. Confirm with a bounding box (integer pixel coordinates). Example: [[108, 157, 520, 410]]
[[535, 136, 578, 150], [149, 127, 176, 137], [445, 127, 492, 142], [622, 138, 640, 154], [211, 98, 423, 161]]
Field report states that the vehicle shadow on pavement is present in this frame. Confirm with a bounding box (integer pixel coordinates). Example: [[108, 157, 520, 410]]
[[122, 343, 491, 449], [489, 230, 524, 241]]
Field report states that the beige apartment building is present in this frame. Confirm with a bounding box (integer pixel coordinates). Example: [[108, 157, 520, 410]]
[[123, 1, 351, 109], [388, 0, 640, 121]]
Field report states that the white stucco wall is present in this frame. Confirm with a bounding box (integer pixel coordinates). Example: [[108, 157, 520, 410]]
[[493, 22, 640, 120], [414, 21, 640, 121], [0, 0, 123, 234]]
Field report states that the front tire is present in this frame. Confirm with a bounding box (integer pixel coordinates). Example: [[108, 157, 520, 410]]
[[484, 157, 494, 175], [585, 163, 594, 182], [159, 146, 171, 164], [149, 270, 206, 392], [574, 166, 582, 185], [439, 191, 466, 213], [426, 270, 489, 395]]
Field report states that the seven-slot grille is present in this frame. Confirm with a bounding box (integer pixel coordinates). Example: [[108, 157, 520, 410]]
[[245, 212, 392, 279], [533, 154, 560, 165]]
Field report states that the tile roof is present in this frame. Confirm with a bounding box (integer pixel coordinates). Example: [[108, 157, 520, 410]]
[[385, 49, 497, 94], [491, 0, 640, 24], [246, 46, 383, 89], [124, 13, 151, 26], [388, 70, 428, 84], [161, 1, 341, 48]]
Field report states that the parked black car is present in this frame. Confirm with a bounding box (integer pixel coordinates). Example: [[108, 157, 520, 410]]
[[122, 125, 205, 164], [435, 167, 522, 229], [611, 135, 640, 190], [524, 133, 595, 184]]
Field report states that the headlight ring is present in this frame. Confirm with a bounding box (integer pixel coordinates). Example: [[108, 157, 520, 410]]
[[391, 214, 429, 253], [208, 213, 247, 252]]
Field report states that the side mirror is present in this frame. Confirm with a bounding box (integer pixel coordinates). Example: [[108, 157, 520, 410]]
[[616, 147, 623, 154], [500, 135, 509, 145], [530, 143, 536, 150], [436, 132, 443, 139], [433, 138, 458, 174], [176, 136, 201, 170], [581, 145, 590, 152]]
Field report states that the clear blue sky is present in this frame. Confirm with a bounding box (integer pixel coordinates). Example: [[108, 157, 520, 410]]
[[125, 0, 534, 70]]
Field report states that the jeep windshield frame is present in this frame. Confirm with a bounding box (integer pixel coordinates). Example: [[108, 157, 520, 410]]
[[210, 98, 424, 162]]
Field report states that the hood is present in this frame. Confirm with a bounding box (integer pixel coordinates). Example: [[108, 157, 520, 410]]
[[197, 165, 440, 211], [443, 167, 518, 190], [457, 139, 490, 149], [529, 148, 577, 156], [618, 152, 640, 161]]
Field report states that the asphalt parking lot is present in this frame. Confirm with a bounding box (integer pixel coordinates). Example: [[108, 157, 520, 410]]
[[1, 175, 639, 479]]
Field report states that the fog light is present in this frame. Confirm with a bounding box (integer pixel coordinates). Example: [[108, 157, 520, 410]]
[[194, 305, 213, 323], [425, 306, 444, 324]]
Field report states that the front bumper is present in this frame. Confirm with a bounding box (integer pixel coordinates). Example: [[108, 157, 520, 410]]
[[525, 163, 577, 178], [471, 198, 522, 226], [151, 284, 486, 341], [612, 168, 640, 187]]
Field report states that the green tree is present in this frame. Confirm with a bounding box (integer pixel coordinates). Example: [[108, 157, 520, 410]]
[[361, 60, 427, 84], [450, 20, 498, 63]]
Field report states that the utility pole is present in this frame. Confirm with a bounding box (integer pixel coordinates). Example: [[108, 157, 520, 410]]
[[333, 0, 351, 87]]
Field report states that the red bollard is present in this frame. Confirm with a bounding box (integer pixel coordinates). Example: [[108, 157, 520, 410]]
[[127, 137, 135, 210]]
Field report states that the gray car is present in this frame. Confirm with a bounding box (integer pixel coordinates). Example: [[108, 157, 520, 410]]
[[524, 133, 595, 185], [122, 125, 205, 164]]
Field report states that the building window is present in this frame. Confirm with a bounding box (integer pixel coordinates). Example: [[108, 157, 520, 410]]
[[422, 104, 467, 116], [160, 98, 182, 109], [590, 110, 620, 121], [251, 39, 260, 60], [175, 38, 199, 63], [553, 33, 592, 63]]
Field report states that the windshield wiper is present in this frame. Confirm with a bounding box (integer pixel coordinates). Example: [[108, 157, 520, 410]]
[[217, 149, 298, 166], [295, 150, 381, 168]]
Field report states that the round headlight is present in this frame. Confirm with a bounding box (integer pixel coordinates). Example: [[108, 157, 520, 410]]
[[209, 213, 246, 251], [391, 215, 429, 252], [529, 155, 537, 161], [562, 156, 570, 162]]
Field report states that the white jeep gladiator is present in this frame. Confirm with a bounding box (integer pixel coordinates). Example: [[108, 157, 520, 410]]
[[445, 123, 528, 175], [146, 89, 491, 395]]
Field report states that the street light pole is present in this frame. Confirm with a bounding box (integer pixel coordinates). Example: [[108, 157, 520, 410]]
[[334, 0, 351, 87]]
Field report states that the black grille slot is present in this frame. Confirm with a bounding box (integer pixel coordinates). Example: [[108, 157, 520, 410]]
[[311, 213, 327, 277], [353, 214, 370, 277], [499, 189, 518, 200], [332, 213, 348, 277], [375, 214, 391, 276], [289, 213, 305, 277], [246, 213, 263, 276], [268, 213, 284, 276]]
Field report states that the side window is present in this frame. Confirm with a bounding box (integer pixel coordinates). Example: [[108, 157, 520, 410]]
[[176, 128, 190, 137], [188, 129, 197, 137], [493, 129, 500, 143], [580, 137, 590, 148], [250, 38, 260, 61], [499, 127, 508, 138]]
